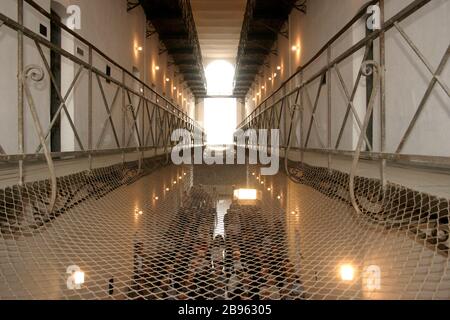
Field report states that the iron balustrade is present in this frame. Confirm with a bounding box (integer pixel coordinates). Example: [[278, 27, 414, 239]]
[[0, 0, 205, 211]]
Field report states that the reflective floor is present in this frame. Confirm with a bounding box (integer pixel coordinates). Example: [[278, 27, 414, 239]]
[[1, 164, 449, 300]]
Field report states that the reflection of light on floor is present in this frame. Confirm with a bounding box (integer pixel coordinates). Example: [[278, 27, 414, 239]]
[[214, 199, 232, 238]]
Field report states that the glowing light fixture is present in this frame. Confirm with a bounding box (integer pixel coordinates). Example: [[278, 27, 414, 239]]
[[155, 65, 160, 71], [268, 77, 272, 81], [273, 73, 278, 78], [166, 78, 170, 82], [183, 173, 187, 176], [292, 45, 299, 52], [154, 196, 159, 200], [233, 189, 258, 201], [267, 187, 271, 191], [173, 86, 177, 90], [136, 46, 143, 52], [277, 195, 281, 200], [339, 264, 355, 281], [262, 85, 265, 89], [166, 188, 170, 191], [277, 66, 281, 70]]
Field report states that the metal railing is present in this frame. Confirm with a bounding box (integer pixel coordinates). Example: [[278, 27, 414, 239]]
[[238, 0, 450, 175], [0, 0, 204, 211]]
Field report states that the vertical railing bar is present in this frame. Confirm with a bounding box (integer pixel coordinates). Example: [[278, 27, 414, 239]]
[[88, 45, 93, 170], [327, 46, 332, 171], [379, 0, 387, 187], [17, 0, 24, 186]]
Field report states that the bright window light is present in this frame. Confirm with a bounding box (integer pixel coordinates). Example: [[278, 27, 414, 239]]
[[205, 60, 234, 95], [204, 60, 237, 145], [205, 98, 236, 145], [340, 264, 355, 281], [234, 189, 258, 200]]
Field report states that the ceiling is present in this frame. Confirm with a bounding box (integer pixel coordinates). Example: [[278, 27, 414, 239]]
[[191, 0, 247, 64], [139, 0, 298, 98]]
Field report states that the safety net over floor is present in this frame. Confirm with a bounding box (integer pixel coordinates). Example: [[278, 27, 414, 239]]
[[0, 158, 449, 300]]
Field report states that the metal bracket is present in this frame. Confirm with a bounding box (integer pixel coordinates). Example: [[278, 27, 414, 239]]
[[127, 1, 141, 12], [292, 0, 307, 14], [256, 20, 289, 39], [146, 20, 157, 38]]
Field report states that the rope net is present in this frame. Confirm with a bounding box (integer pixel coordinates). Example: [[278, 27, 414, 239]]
[[0, 157, 449, 300]]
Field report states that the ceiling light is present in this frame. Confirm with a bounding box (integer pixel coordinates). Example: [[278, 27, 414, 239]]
[[267, 188, 271, 191], [154, 196, 159, 200], [262, 86, 265, 89], [268, 77, 272, 81], [340, 264, 355, 281], [155, 66, 160, 71], [277, 66, 281, 70], [173, 86, 177, 90], [273, 73, 277, 78], [277, 195, 281, 200], [179, 93, 182, 96], [137, 46, 143, 52], [166, 188, 170, 191], [166, 78, 170, 82], [292, 45, 298, 52]]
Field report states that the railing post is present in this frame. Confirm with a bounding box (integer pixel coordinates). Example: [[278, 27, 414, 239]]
[[88, 46, 93, 170], [327, 46, 332, 172], [122, 70, 126, 164], [379, 0, 387, 188], [17, 0, 24, 185], [300, 71, 304, 164]]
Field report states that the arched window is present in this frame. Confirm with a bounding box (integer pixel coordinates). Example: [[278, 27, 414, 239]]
[[205, 60, 235, 96]]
